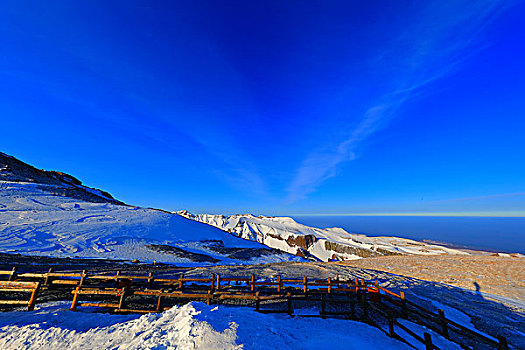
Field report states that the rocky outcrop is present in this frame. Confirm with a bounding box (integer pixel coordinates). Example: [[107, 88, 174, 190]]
[[0, 152, 123, 205], [323, 241, 387, 259], [285, 234, 317, 250], [145, 244, 220, 263]]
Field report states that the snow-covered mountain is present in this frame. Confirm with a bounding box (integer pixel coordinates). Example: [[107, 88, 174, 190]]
[[177, 211, 470, 261], [0, 153, 297, 265]]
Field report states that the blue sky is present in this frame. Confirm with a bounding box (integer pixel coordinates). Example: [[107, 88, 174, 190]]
[[1, 1, 524, 215]]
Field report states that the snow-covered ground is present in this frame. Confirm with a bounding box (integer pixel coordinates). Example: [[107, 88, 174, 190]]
[[0, 181, 298, 265], [177, 212, 471, 262], [0, 301, 435, 350]]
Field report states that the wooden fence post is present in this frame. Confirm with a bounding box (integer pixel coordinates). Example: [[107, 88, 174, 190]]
[[360, 290, 368, 319], [8, 267, 17, 281], [118, 287, 128, 310], [327, 277, 332, 294], [497, 335, 509, 350], [321, 293, 327, 319], [179, 273, 184, 290], [79, 270, 87, 287], [27, 282, 40, 311], [400, 291, 407, 317], [255, 291, 260, 311], [147, 272, 153, 289], [388, 316, 396, 337], [216, 274, 221, 291], [438, 309, 449, 338], [277, 275, 282, 293], [250, 274, 255, 292], [44, 268, 54, 286], [303, 277, 308, 293], [287, 292, 293, 315], [424, 332, 433, 350], [114, 270, 121, 288], [206, 290, 212, 305], [70, 287, 80, 311], [156, 294, 163, 312]]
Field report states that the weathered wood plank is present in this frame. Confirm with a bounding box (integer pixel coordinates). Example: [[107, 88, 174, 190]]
[[0, 281, 39, 289], [79, 302, 120, 308], [114, 308, 156, 314], [73, 290, 123, 296], [51, 280, 81, 285], [0, 300, 29, 305]]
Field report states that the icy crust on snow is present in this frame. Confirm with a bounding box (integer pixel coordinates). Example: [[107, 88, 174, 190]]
[[0, 181, 297, 264], [0, 301, 413, 350], [177, 211, 470, 262]]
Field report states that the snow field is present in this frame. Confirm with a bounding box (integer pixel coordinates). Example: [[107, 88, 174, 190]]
[[0, 301, 416, 350], [0, 181, 297, 264]]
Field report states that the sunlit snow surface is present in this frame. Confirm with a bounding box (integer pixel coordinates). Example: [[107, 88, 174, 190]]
[[0, 181, 297, 264], [0, 301, 415, 350], [180, 212, 470, 261]]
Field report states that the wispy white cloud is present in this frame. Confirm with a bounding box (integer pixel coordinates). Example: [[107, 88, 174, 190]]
[[286, 0, 513, 203], [287, 102, 403, 203]]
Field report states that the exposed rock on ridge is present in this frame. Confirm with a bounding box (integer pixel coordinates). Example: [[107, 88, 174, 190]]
[[0, 152, 122, 205]]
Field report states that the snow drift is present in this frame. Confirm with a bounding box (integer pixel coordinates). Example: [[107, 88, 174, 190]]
[[0, 301, 416, 350]]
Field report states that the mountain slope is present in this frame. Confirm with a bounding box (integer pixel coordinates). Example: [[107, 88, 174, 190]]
[[0, 152, 122, 205], [177, 211, 471, 261], [0, 153, 297, 265]]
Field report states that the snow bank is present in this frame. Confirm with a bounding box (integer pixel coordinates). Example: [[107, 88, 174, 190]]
[[0, 302, 413, 350]]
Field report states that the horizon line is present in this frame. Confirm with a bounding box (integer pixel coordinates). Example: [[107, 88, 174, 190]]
[[290, 211, 525, 218]]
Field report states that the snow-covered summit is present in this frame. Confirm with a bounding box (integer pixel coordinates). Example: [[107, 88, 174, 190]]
[[177, 211, 470, 261]]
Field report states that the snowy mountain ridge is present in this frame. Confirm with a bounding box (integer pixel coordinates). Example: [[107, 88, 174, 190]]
[[0, 153, 297, 265], [0, 152, 122, 205], [176, 211, 471, 261]]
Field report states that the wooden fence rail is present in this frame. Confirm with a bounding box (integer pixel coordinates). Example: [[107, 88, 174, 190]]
[[0, 281, 40, 311], [0, 268, 511, 349]]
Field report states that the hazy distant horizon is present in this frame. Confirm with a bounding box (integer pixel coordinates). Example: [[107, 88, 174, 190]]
[[290, 212, 525, 218], [292, 215, 525, 255]]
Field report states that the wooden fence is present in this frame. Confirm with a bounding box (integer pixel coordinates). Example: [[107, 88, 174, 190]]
[[0, 280, 40, 311], [0, 267, 512, 350]]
